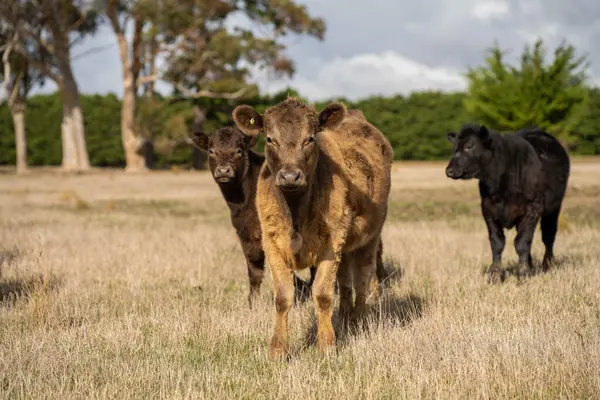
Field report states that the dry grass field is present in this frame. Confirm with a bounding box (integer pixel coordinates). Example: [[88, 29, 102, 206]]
[[1, 159, 600, 399]]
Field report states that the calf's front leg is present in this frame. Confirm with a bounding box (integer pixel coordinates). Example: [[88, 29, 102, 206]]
[[312, 250, 341, 352], [484, 216, 506, 284], [266, 250, 295, 360]]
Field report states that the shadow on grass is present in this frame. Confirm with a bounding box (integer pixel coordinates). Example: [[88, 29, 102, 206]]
[[303, 294, 426, 349], [0, 274, 62, 307], [0, 247, 20, 269]]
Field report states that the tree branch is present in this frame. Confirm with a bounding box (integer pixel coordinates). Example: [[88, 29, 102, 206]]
[[8, 70, 24, 107], [131, 18, 144, 84], [173, 82, 249, 100], [13, 43, 61, 83], [1, 33, 19, 106], [137, 73, 159, 85], [106, 0, 123, 35]]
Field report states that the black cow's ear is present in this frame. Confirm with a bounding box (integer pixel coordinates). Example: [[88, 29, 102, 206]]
[[447, 131, 457, 144], [478, 125, 489, 140], [479, 124, 493, 148]]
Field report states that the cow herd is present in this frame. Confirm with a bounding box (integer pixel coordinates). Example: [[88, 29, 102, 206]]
[[188, 97, 571, 360]]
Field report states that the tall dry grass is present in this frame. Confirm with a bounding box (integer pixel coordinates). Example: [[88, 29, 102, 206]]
[[1, 160, 599, 399]]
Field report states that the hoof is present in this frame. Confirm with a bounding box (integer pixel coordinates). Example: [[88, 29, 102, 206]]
[[269, 337, 289, 361], [541, 256, 554, 273], [488, 267, 506, 284], [317, 328, 336, 353], [248, 294, 257, 309], [515, 264, 533, 279]]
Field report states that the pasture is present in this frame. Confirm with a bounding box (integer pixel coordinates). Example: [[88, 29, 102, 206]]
[[1, 159, 600, 399]]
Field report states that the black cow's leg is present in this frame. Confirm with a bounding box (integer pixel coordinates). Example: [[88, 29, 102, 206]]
[[541, 209, 560, 272], [485, 217, 506, 284], [514, 211, 541, 278]]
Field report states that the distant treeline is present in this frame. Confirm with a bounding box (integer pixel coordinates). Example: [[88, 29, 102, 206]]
[[1, 88, 599, 168]]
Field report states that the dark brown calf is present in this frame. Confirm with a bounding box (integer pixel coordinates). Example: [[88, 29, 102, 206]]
[[188, 126, 313, 307]]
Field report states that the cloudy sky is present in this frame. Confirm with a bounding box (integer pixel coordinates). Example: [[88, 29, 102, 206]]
[[38, 0, 600, 101]]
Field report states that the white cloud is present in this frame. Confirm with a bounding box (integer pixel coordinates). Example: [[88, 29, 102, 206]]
[[30, 0, 600, 102], [254, 51, 468, 101], [470, 0, 510, 21]]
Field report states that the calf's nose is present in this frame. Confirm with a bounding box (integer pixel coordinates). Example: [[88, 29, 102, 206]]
[[215, 165, 234, 177], [445, 167, 454, 177], [279, 170, 301, 184]]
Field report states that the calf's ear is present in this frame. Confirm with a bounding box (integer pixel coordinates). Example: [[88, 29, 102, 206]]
[[478, 124, 493, 147], [318, 102, 346, 130], [233, 105, 263, 142], [478, 124, 489, 140], [186, 131, 209, 151], [447, 131, 457, 144]]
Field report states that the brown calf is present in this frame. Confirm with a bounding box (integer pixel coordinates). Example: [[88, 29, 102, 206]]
[[233, 98, 393, 358]]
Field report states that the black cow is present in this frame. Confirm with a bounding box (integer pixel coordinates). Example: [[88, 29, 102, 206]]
[[445, 124, 570, 283], [188, 126, 314, 307]]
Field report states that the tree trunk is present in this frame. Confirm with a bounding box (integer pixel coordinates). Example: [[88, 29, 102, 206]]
[[61, 105, 78, 171], [11, 102, 27, 174], [111, 17, 148, 173], [60, 88, 90, 172], [56, 46, 90, 172], [121, 73, 147, 172]]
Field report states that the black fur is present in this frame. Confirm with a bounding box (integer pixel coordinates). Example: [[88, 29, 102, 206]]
[[446, 124, 570, 283]]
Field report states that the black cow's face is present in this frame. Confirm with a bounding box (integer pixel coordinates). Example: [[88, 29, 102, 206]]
[[188, 127, 257, 185], [445, 124, 492, 180]]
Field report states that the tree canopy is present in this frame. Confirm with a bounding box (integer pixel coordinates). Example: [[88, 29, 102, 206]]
[[2, 17, 600, 171], [2, 85, 599, 168], [464, 39, 589, 146]]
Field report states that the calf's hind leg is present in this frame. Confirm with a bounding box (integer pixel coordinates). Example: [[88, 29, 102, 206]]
[[350, 238, 379, 323], [541, 209, 560, 272], [514, 211, 541, 278], [375, 238, 387, 284], [336, 253, 354, 322]]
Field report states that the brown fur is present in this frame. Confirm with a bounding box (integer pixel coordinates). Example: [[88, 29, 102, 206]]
[[233, 98, 393, 359]]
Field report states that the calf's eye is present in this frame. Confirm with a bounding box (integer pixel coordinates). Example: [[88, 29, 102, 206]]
[[303, 136, 315, 147], [266, 137, 273, 144]]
